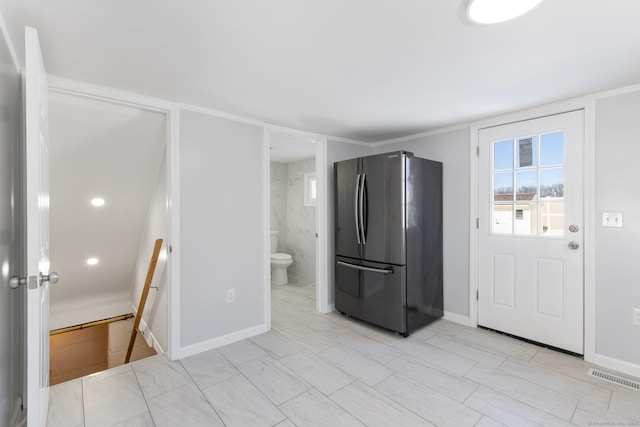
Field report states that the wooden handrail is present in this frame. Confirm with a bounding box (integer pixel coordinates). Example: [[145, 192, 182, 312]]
[[125, 238, 164, 364]]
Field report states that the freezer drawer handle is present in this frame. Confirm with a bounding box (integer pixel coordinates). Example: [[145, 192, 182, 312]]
[[337, 260, 393, 274]]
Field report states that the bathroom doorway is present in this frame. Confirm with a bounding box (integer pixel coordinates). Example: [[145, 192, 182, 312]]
[[266, 128, 328, 321]]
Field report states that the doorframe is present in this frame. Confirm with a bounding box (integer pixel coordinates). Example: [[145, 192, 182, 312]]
[[469, 97, 596, 363], [262, 124, 330, 327], [45, 75, 182, 360]]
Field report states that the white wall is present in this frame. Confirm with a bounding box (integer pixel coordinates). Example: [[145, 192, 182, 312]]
[[326, 140, 373, 305], [0, 22, 22, 425], [131, 150, 169, 353], [594, 89, 640, 367], [179, 110, 265, 348], [285, 157, 316, 284]]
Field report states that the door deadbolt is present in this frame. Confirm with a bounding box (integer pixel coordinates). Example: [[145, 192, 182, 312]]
[[569, 224, 580, 233]]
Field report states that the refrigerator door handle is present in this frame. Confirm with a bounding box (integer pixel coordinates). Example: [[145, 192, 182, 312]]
[[337, 260, 393, 274], [359, 173, 366, 244], [355, 174, 361, 244]]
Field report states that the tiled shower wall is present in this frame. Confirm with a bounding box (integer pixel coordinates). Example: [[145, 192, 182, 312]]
[[286, 158, 316, 284], [270, 158, 316, 284], [270, 162, 287, 247]]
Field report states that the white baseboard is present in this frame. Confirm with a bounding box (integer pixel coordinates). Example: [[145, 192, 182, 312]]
[[176, 323, 269, 359], [443, 311, 472, 327], [593, 353, 640, 380]]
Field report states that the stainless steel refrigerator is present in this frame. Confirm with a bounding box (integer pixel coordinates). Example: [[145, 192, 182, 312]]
[[334, 151, 443, 336]]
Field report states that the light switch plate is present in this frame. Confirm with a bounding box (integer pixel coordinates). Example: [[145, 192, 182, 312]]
[[602, 212, 623, 227]]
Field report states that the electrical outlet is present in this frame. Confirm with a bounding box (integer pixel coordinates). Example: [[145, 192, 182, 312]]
[[633, 308, 640, 326], [226, 289, 235, 303]]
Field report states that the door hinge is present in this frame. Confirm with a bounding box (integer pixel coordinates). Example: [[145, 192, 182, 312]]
[[476, 146, 479, 156], [476, 290, 479, 301], [476, 218, 479, 229], [169, 245, 173, 254]]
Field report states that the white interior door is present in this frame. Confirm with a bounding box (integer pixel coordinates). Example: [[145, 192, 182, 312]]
[[478, 110, 584, 354], [25, 26, 51, 426]]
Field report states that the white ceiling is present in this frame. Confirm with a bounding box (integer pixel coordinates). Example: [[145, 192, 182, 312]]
[[49, 92, 166, 312], [269, 132, 317, 163], [2, 1, 639, 142]]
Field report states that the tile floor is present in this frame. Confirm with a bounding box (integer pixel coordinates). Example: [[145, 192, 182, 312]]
[[47, 283, 640, 426]]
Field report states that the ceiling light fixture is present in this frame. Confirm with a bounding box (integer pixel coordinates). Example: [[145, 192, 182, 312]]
[[467, 0, 543, 24], [86, 258, 99, 266], [91, 197, 105, 207]]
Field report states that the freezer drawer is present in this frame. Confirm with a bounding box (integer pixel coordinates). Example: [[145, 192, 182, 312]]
[[335, 257, 406, 334]]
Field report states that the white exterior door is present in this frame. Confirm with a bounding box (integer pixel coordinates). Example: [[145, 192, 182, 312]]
[[478, 110, 584, 354], [25, 26, 52, 426]]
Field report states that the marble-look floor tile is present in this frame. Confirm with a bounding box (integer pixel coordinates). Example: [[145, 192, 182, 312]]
[[132, 355, 192, 399], [609, 390, 640, 420], [146, 383, 223, 427], [475, 415, 506, 427], [179, 348, 239, 389], [464, 386, 573, 427], [464, 364, 578, 421], [112, 412, 155, 427], [530, 350, 633, 394], [274, 419, 296, 427], [336, 332, 404, 365], [280, 351, 355, 395], [387, 355, 479, 402], [83, 370, 147, 427], [375, 374, 482, 426], [237, 356, 310, 405], [296, 313, 352, 339], [423, 318, 469, 336], [571, 401, 632, 427], [395, 339, 477, 376], [47, 379, 84, 427], [218, 340, 267, 365], [279, 388, 364, 427], [456, 328, 540, 361], [277, 325, 337, 353], [250, 330, 304, 359], [425, 334, 507, 368], [202, 374, 285, 427], [330, 381, 433, 426], [319, 345, 393, 387], [499, 357, 612, 409], [82, 364, 131, 385]]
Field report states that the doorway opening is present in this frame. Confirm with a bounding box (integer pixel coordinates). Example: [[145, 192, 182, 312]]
[[266, 128, 328, 326], [47, 90, 169, 384]]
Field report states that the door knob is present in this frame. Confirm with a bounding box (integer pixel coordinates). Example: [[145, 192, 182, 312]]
[[569, 224, 580, 233], [8, 276, 26, 289], [42, 271, 59, 285], [568, 241, 580, 250]]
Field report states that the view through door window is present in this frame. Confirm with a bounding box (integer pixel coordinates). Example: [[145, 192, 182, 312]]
[[492, 131, 565, 237]]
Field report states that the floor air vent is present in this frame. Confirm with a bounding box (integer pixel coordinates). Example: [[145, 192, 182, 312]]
[[588, 368, 640, 391]]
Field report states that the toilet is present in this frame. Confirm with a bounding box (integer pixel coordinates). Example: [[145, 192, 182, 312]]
[[270, 231, 293, 285]]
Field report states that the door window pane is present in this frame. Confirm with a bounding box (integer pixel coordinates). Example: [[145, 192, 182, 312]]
[[540, 132, 564, 166], [492, 204, 513, 234], [494, 139, 513, 170], [494, 172, 513, 202], [540, 202, 564, 236], [517, 136, 537, 168], [516, 170, 537, 201], [514, 203, 537, 236], [540, 168, 564, 198]]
